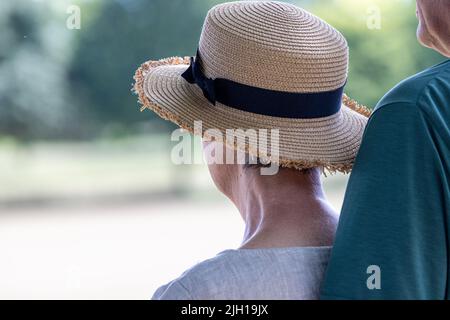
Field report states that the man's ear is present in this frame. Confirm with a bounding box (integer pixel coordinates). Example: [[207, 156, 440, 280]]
[[420, 0, 450, 57]]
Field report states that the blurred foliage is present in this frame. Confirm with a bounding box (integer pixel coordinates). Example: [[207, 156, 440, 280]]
[[0, 0, 76, 140], [309, 0, 443, 107], [69, 0, 223, 139], [0, 0, 445, 141]]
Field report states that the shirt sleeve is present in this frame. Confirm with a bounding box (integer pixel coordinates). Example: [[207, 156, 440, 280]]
[[320, 102, 448, 300], [152, 280, 194, 300]]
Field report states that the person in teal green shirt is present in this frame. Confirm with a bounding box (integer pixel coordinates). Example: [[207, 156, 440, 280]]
[[321, 0, 450, 300]]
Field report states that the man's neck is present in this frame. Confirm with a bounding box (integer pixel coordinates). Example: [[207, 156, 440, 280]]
[[233, 168, 338, 249]]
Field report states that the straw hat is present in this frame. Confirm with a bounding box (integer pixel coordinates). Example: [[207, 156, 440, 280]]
[[133, 1, 371, 173]]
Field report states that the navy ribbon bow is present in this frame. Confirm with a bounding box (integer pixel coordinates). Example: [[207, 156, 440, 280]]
[[182, 53, 217, 105], [181, 50, 345, 119]]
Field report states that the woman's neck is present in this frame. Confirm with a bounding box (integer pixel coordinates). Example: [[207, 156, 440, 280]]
[[233, 168, 338, 249]]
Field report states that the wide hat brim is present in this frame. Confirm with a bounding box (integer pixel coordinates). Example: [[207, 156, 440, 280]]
[[133, 57, 371, 174]]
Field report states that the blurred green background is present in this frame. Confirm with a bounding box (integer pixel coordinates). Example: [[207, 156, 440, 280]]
[[0, 0, 446, 299], [0, 0, 443, 141]]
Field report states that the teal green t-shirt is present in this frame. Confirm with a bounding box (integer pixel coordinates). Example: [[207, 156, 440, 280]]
[[321, 59, 450, 300]]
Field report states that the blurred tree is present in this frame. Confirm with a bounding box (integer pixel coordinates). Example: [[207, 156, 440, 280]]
[[306, 0, 444, 108], [0, 0, 78, 140], [68, 0, 224, 138], [67, 0, 447, 139], [0, 0, 445, 140]]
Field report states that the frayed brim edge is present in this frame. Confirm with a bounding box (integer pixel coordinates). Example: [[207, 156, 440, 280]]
[[342, 94, 372, 118], [132, 57, 372, 175]]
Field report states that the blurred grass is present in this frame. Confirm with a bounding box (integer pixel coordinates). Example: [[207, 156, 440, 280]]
[[0, 135, 197, 205], [0, 135, 348, 209]]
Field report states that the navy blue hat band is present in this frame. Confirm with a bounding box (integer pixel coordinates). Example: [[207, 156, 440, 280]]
[[181, 50, 345, 119]]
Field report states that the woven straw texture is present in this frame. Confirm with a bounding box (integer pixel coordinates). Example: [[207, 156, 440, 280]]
[[199, 1, 349, 92], [133, 1, 371, 173]]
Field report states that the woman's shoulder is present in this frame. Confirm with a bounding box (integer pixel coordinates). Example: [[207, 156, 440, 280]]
[[152, 247, 332, 300]]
